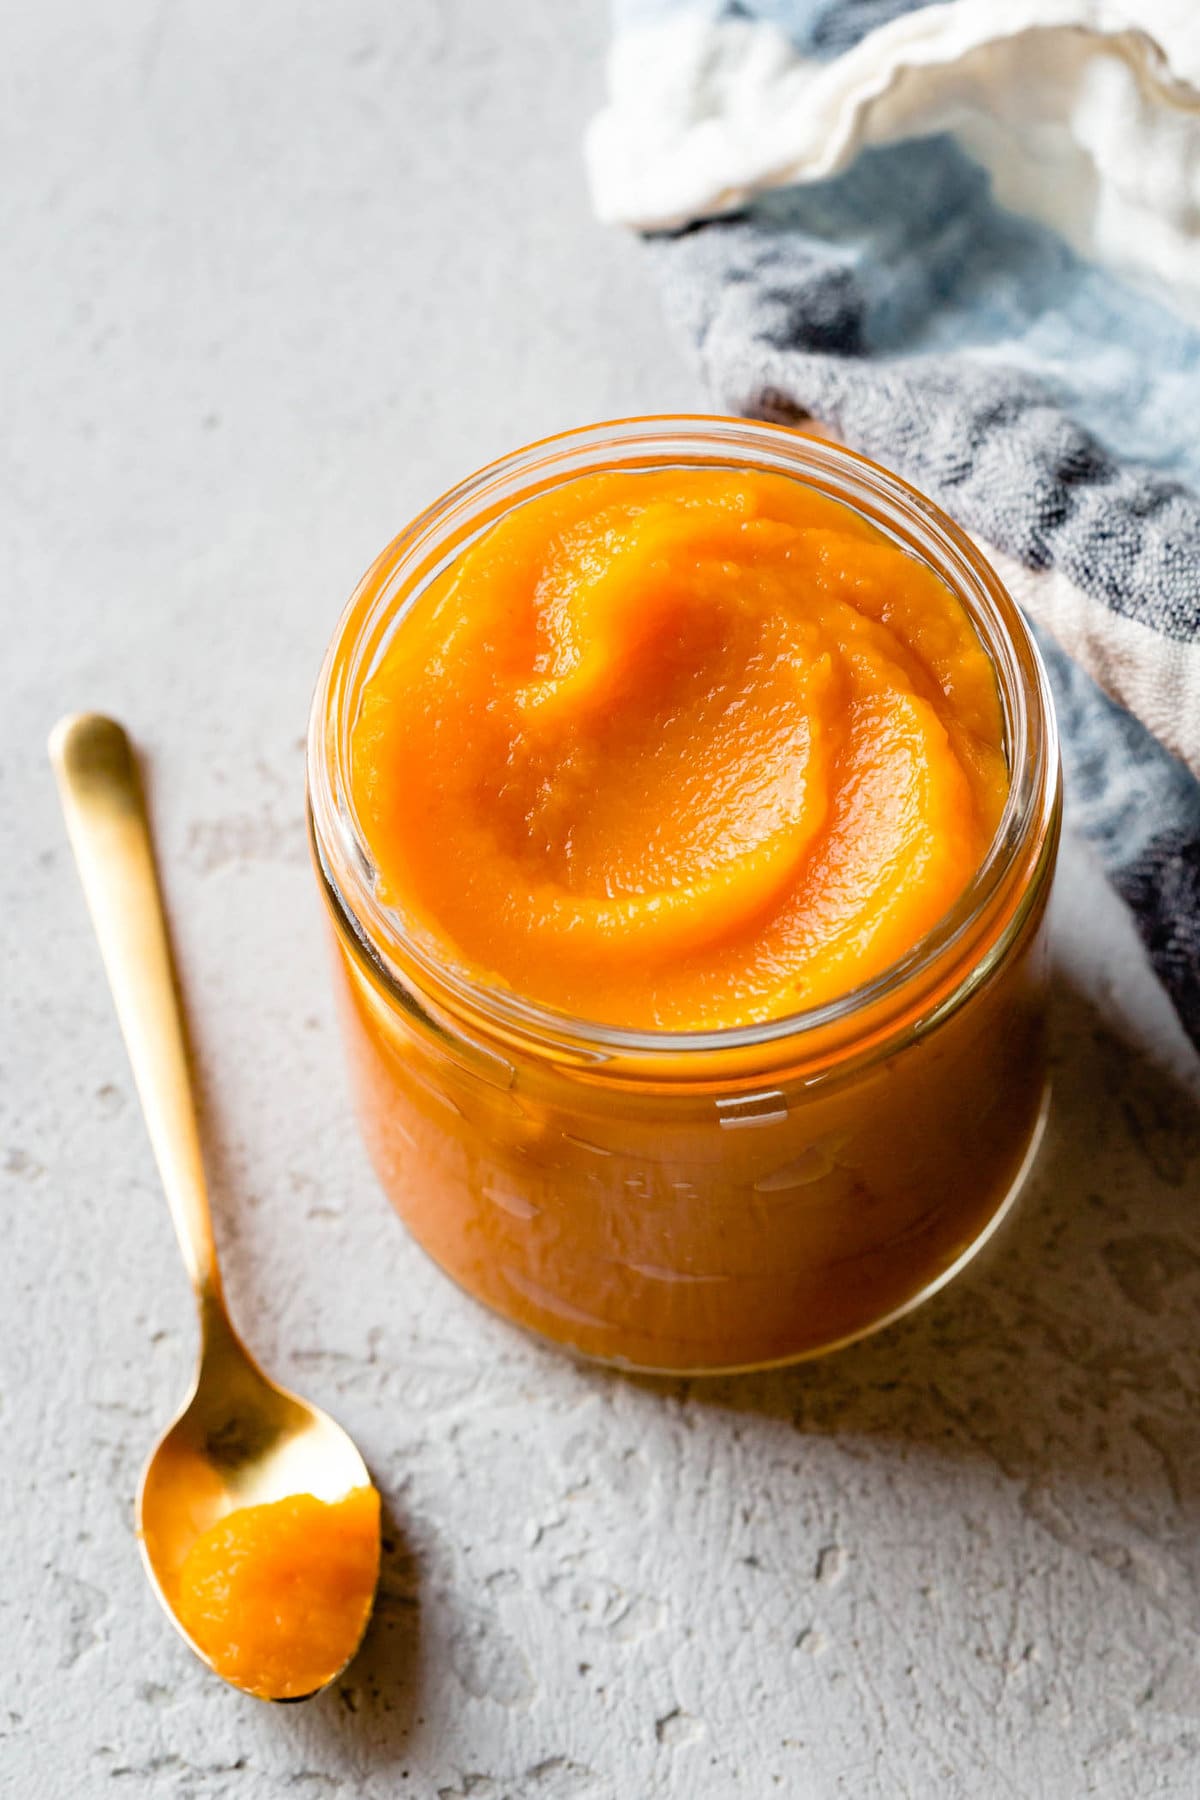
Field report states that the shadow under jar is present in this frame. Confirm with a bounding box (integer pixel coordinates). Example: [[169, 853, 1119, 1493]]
[[307, 417, 1061, 1375]]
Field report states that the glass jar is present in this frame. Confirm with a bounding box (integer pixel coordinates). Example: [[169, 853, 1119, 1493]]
[[307, 417, 1061, 1374]]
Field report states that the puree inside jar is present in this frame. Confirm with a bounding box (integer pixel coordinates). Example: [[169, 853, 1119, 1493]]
[[350, 468, 1007, 1029], [175, 1487, 380, 1700]]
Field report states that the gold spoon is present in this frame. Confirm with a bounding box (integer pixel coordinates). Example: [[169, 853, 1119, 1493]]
[[50, 712, 379, 1701]]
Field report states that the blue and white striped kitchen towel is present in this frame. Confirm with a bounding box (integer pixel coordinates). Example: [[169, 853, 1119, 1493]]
[[587, 0, 1200, 1051]]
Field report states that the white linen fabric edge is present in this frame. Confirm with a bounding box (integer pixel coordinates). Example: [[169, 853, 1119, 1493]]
[[586, 0, 1200, 319]]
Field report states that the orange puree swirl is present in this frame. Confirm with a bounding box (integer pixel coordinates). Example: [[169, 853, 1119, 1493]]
[[351, 468, 1007, 1029]]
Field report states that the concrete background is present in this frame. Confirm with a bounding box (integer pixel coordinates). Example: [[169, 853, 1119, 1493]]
[[4, 3, 1200, 1795]]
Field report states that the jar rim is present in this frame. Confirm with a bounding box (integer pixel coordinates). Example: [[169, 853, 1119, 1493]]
[[307, 415, 1060, 1071]]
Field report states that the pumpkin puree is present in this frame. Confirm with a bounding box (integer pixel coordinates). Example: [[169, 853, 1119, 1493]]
[[321, 459, 1053, 1372], [175, 1486, 380, 1700], [350, 468, 1007, 1028]]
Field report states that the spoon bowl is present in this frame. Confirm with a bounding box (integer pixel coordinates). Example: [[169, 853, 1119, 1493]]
[[138, 1302, 375, 1697], [50, 712, 380, 1701]]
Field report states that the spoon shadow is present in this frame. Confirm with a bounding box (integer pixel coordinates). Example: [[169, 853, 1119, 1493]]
[[285, 1495, 422, 1757]]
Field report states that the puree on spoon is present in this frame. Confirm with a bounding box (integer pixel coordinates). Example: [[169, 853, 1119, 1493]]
[[174, 1487, 380, 1700], [350, 468, 1007, 1028]]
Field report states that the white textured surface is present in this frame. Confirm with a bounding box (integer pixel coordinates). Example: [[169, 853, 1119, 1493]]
[[4, 5, 1200, 1797]]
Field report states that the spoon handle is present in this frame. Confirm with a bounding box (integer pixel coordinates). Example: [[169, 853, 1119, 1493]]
[[49, 714, 222, 1303]]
